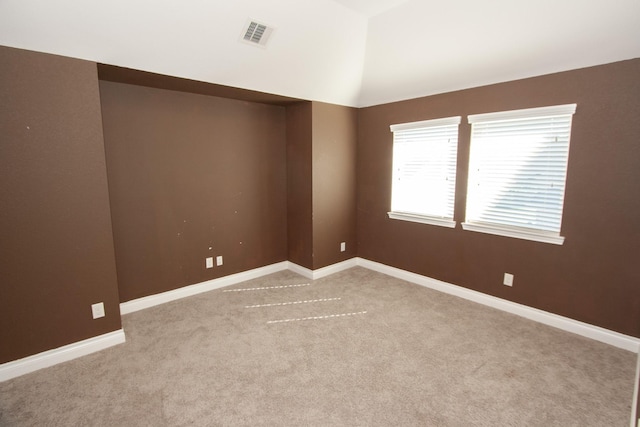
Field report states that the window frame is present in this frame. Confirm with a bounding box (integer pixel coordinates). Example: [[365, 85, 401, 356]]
[[387, 116, 461, 229], [461, 104, 577, 245]]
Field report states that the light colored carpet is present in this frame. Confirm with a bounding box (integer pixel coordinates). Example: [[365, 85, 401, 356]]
[[0, 267, 636, 426]]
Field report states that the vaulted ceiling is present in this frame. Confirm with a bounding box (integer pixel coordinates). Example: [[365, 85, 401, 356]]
[[1, 0, 639, 107]]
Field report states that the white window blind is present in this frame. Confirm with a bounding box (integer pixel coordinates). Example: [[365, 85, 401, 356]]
[[389, 116, 460, 228], [463, 104, 576, 244]]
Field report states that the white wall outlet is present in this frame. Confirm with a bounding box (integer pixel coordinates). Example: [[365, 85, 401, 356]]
[[503, 273, 514, 287], [340, 242, 346, 252], [205, 257, 214, 269], [91, 302, 105, 319], [216, 255, 223, 266]]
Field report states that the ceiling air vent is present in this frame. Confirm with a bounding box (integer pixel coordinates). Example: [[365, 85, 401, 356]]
[[241, 19, 274, 47]]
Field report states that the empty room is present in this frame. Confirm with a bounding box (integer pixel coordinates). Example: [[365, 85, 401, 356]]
[[1, 0, 639, 425]]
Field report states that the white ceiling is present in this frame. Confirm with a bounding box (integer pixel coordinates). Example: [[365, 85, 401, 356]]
[[0, 0, 639, 107], [333, 0, 412, 17]]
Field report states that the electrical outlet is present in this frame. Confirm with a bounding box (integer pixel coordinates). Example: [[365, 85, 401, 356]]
[[503, 273, 514, 287], [216, 255, 223, 266], [91, 302, 105, 319], [340, 242, 346, 252], [205, 257, 213, 269]]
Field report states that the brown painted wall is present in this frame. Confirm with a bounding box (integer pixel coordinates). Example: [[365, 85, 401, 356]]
[[0, 46, 121, 363], [286, 102, 314, 269], [357, 59, 640, 338], [286, 102, 358, 270], [2, 43, 636, 392], [311, 102, 358, 269], [100, 81, 288, 302]]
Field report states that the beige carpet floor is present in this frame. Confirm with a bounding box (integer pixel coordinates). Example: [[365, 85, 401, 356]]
[[0, 267, 636, 426]]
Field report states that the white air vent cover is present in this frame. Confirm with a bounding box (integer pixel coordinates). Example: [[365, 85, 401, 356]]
[[241, 20, 274, 47]]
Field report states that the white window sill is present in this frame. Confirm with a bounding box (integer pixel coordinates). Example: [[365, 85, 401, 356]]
[[461, 222, 565, 245], [388, 212, 456, 228]]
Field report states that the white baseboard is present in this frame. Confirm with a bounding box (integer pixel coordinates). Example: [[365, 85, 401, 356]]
[[286, 262, 314, 279], [0, 329, 125, 382], [311, 258, 359, 279], [288, 258, 358, 280], [5, 257, 636, 384], [121, 256, 640, 352], [356, 258, 640, 353], [632, 354, 640, 427], [120, 261, 290, 314], [122, 259, 356, 315]]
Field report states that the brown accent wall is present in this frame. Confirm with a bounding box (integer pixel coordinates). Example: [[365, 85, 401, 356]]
[[99, 81, 288, 302], [0, 46, 122, 363], [357, 59, 640, 338], [286, 102, 358, 270], [311, 102, 358, 269], [286, 102, 314, 269], [98, 64, 301, 106]]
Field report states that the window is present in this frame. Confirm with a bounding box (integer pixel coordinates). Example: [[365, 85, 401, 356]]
[[463, 104, 576, 244], [388, 116, 461, 228]]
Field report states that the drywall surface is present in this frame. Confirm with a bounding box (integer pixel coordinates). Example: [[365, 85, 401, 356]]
[[357, 59, 640, 337], [311, 102, 358, 269], [0, 46, 121, 363], [100, 81, 288, 302]]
